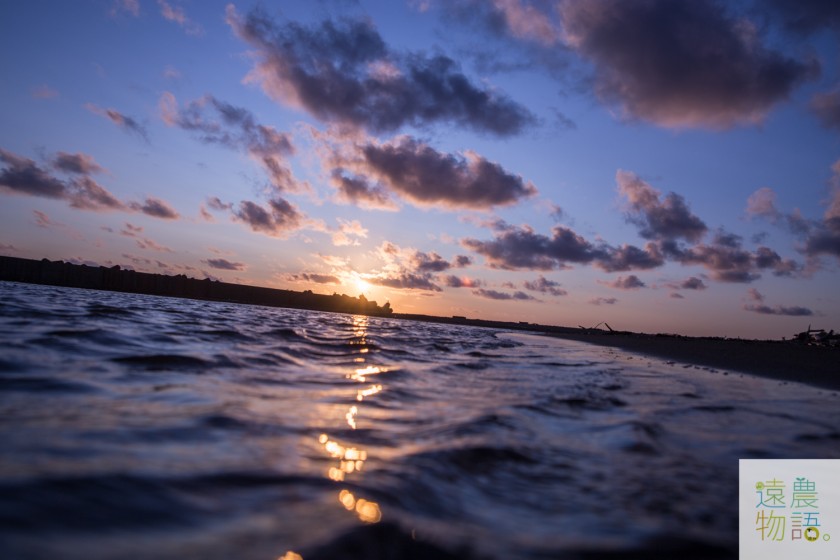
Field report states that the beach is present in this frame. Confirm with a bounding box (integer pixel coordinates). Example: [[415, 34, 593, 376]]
[[546, 331, 840, 391]]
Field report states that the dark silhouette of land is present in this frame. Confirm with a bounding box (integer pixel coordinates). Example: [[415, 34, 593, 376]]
[[2, 255, 837, 390], [0, 256, 392, 317]]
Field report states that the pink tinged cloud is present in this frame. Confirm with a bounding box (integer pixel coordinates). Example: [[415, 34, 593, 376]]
[[31, 85, 59, 99], [605, 275, 646, 290], [225, 5, 534, 136], [85, 103, 149, 142], [810, 88, 840, 130], [472, 288, 536, 301], [616, 170, 707, 243], [232, 198, 303, 236], [203, 258, 246, 271], [589, 297, 617, 306], [111, 0, 140, 17], [0, 148, 125, 212], [558, 0, 817, 128], [128, 197, 180, 220], [356, 137, 537, 210], [490, 0, 562, 46], [158, 0, 203, 36]]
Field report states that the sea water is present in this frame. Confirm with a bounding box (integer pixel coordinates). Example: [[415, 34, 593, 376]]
[[1, 281, 838, 559]]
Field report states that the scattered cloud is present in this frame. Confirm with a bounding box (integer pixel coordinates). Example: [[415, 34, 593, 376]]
[[589, 297, 618, 306], [85, 103, 149, 142], [443, 275, 483, 288], [158, 0, 203, 36], [810, 89, 840, 130], [110, 0, 140, 18], [232, 198, 303, 236], [31, 85, 58, 99], [617, 170, 707, 243], [161, 92, 308, 194], [472, 288, 535, 301], [128, 197, 180, 220], [369, 272, 442, 292], [522, 275, 567, 296], [331, 218, 368, 246], [52, 152, 105, 175], [324, 134, 536, 210], [289, 272, 341, 284], [605, 275, 646, 290], [203, 258, 246, 271], [226, 5, 535, 136], [679, 276, 707, 290], [0, 148, 125, 212]]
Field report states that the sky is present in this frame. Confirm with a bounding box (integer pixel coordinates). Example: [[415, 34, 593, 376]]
[[1, 0, 839, 338]]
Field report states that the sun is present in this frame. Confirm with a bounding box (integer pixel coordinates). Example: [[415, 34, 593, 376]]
[[354, 276, 371, 294]]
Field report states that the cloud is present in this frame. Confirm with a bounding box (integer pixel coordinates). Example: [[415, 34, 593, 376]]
[[680, 276, 707, 290], [472, 288, 535, 301], [31, 85, 59, 99], [670, 292, 685, 299], [810, 89, 840, 130], [763, 0, 840, 34], [522, 275, 567, 296], [85, 104, 149, 142], [158, 0, 203, 36], [331, 218, 368, 246], [589, 297, 617, 306], [232, 198, 303, 236], [443, 275, 483, 288], [203, 258, 246, 271], [357, 137, 536, 209], [462, 223, 601, 270], [290, 272, 341, 284], [52, 152, 105, 175], [411, 250, 454, 273], [206, 196, 233, 212], [745, 186, 812, 235], [111, 0, 140, 17], [33, 210, 56, 228], [329, 170, 397, 210], [558, 0, 817, 128], [369, 272, 442, 292], [802, 161, 840, 260], [596, 242, 665, 272], [135, 237, 173, 252], [605, 275, 646, 290], [1, 149, 69, 199], [617, 170, 707, 243], [0, 148, 125, 211], [226, 6, 535, 136], [743, 302, 814, 316], [128, 197, 180, 220]]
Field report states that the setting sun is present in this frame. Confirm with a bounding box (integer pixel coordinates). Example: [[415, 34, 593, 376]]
[[354, 276, 370, 295]]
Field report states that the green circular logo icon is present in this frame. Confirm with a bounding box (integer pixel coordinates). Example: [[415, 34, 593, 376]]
[[805, 527, 820, 542], [755, 482, 764, 490]]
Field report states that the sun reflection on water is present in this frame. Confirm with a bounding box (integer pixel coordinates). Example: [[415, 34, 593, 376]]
[[317, 315, 383, 524]]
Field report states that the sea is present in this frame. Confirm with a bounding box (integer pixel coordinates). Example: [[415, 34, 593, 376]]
[[1, 281, 839, 559]]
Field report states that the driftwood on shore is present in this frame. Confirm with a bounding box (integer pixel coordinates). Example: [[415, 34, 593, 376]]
[[0, 256, 393, 317]]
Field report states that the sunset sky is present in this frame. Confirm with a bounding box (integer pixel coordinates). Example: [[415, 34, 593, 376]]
[[2, 0, 839, 338]]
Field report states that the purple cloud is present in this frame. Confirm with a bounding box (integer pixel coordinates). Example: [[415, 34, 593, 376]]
[[233, 198, 303, 236], [589, 297, 618, 306], [161, 93, 307, 194], [472, 288, 536, 301], [290, 272, 340, 284], [86, 103, 149, 142], [226, 6, 535, 136], [203, 258, 246, 271], [129, 197, 180, 220], [606, 275, 646, 290], [617, 170, 707, 243], [522, 276, 567, 296], [559, 0, 817, 128]]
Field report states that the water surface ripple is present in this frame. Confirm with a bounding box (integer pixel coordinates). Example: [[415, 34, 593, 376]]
[[1, 281, 838, 559]]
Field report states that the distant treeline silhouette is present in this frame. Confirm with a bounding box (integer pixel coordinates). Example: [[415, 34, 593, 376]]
[[0, 256, 393, 317]]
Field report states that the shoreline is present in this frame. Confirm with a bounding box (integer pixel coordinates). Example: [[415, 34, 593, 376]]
[[543, 331, 840, 392]]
